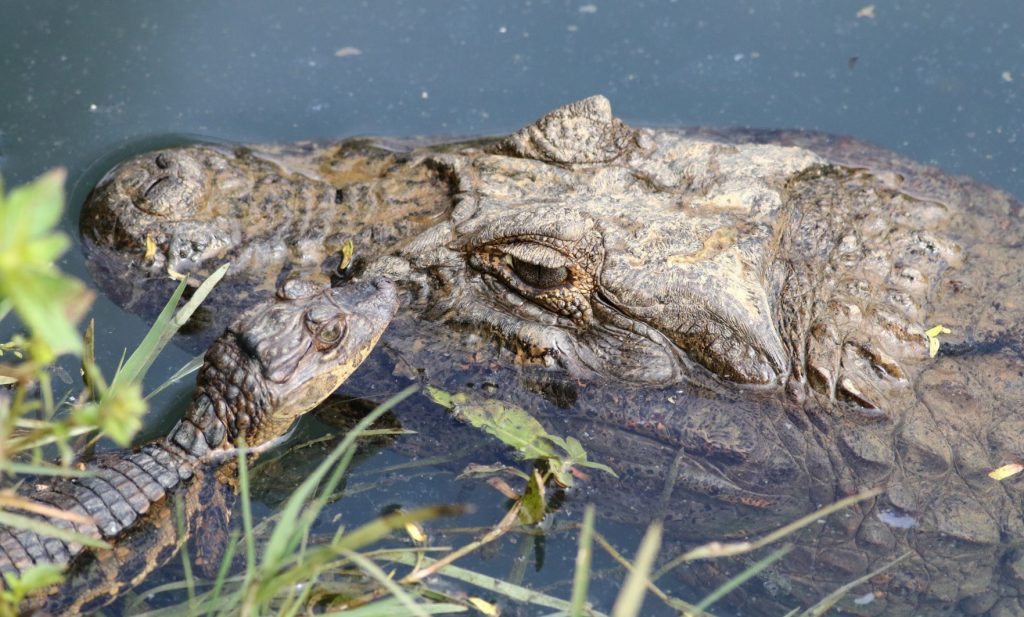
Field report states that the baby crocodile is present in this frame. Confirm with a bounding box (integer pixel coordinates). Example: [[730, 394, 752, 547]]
[[0, 276, 398, 613]]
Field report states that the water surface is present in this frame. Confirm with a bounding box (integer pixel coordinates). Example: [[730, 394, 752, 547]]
[[2, 2, 1022, 615]]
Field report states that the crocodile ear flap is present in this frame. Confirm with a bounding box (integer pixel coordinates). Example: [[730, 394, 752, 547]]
[[493, 95, 638, 165]]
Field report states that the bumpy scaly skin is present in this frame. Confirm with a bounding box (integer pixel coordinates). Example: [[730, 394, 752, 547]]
[[80, 139, 453, 345], [0, 278, 397, 613], [81, 97, 1024, 615]]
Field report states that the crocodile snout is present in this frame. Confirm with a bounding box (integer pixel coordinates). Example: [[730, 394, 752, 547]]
[[124, 150, 208, 217]]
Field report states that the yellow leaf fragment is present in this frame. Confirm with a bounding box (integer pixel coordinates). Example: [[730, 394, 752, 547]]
[[469, 597, 500, 616], [925, 324, 951, 358], [167, 267, 187, 282], [339, 238, 354, 270], [988, 463, 1024, 481], [404, 521, 427, 543], [144, 235, 156, 260]]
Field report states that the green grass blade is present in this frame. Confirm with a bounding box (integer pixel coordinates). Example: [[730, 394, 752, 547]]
[[0, 462, 92, 477], [173, 494, 196, 611], [339, 549, 432, 617], [0, 510, 109, 549], [797, 551, 911, 617], [321, 597, 468, 616], [654, 487, 880, 580], [109, 278, 187, 391], [236, 442, 257, 581], [570, 505, 596, 617], [333, 506, 463, 554], [209, 528, 240, 609], [111, 263, 228, 391], [693, 544, 793, 614], [260, 385, 417, 569], [145, 353, 204, 401], [384, 553, 603, 615], [610, 520, 662, 617]]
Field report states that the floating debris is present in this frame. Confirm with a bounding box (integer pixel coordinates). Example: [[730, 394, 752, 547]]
[[925, 324, 951, 357], [338, 238, 354, 270], [988, 463, 1024, 481], [404, 521, 427, 543], [877, 508, 917, 529], [469, 597, 499, 616], [334, 46, 362, 58], [856, 4, 876, 19]]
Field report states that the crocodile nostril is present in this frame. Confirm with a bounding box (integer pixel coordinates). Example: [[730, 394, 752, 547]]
[[143, 176, 172, 201], [155, 152, 173, 170]]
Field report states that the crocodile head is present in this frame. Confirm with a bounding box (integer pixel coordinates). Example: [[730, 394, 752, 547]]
[[373, 96, 958, 413], [167, 276, 398, 455], [375, 96, 810, 390]]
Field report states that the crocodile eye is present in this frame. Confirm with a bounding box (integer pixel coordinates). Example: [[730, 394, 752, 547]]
[[315, 321, 346, 350], [471, 242, 595, 321], [508, 256, 569, 289]]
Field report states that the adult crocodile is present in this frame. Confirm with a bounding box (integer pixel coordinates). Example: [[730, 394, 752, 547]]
[[80, 97, 1024, 615], [0, 276, 398, 614]]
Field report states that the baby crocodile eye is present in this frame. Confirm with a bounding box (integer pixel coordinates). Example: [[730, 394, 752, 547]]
[[508, 255, 569, 289], [315, 321, 346, 349]]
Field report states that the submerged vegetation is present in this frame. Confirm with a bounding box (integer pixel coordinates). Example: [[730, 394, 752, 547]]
[[0, 171, 890, 615]]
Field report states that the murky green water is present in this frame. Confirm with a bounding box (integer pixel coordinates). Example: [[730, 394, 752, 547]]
[[2, 1, 1022, 615]]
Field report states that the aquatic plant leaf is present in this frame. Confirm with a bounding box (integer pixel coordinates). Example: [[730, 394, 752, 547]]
[[427, 387, 617, 489], [520, 468, 547, 525], [456, 462, 530, 482], [563, 436, 617, 477], [425, 387, 561, 461]]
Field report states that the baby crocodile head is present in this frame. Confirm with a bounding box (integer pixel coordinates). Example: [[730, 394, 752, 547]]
[[168, 277, 398, 455]]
